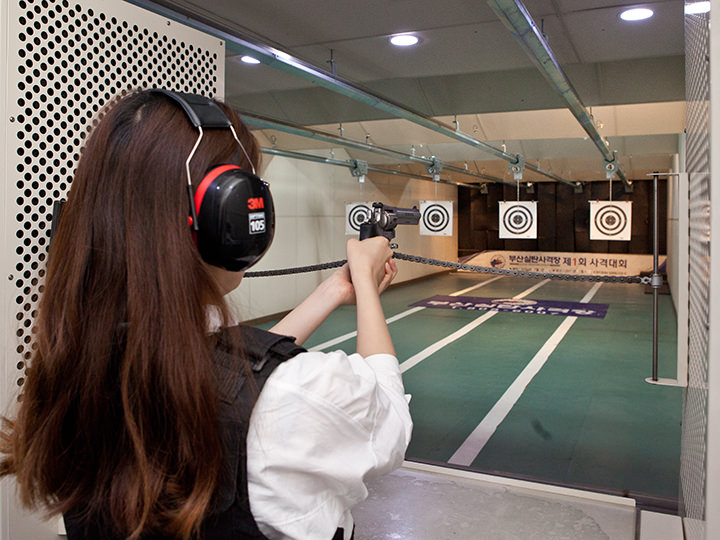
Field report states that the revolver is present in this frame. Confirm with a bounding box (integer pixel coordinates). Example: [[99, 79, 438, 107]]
[[359, 202, 421, 243]]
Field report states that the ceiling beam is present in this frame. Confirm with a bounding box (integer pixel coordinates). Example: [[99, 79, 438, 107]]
[[129, 0, 575, 186], [488, 0, 633, 192]]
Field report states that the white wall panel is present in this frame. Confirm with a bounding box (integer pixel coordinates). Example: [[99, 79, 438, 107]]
[[705, 5, 720, 538], [0, 0, 9, 536], [682, 7, 715, 540]]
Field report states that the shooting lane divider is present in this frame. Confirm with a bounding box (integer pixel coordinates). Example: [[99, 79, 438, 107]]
[[448, 282, 603, 466]]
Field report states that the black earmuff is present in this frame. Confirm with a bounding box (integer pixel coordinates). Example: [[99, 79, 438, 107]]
[[194, 164, 274, 272], [150, 89, 275, 272]]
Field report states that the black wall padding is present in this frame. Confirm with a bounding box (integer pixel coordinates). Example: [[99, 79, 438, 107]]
[[537, 182, 556, 252], [555, 184, 575, 252], [487, 187, 503, 250], [458, 178, 667, 256], [629, 181, 649, 254]]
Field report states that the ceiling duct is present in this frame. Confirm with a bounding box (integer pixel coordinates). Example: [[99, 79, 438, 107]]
[[488, 0, 633, 192], [131, 0, 575, 186]]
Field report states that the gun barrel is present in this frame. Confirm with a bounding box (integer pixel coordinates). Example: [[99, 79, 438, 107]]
[[392, 207, 420, 225]]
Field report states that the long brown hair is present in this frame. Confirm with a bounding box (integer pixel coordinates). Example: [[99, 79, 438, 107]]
[[0, 90, 261, 539]]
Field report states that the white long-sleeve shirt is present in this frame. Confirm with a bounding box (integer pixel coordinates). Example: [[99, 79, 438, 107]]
[[246, 349, 413, 540]]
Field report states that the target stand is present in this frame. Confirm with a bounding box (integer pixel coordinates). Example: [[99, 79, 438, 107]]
[[345, 202, 372, 235], [499, 201, 537, 239], [590, 201, 632, 241], [420, 201, 453, 236]]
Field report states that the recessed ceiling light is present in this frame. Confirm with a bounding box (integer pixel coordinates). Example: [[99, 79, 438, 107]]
[[390, 34, 419, 47], [685, 1, 710, 15], [619, 7, 654, 21], [241, 55, 261, 64]]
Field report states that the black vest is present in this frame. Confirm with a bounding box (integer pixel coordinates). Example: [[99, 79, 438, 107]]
[[64, 326, 353, 540], [199, 325, 306, 539]]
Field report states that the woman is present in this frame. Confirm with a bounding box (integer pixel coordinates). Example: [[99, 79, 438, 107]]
[[0, 89, 412, 540]]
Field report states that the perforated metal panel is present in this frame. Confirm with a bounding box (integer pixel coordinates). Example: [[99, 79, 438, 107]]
[[0, 1, 223, 536], [682, 10, 711, 540], [3, 0, 223, 389]]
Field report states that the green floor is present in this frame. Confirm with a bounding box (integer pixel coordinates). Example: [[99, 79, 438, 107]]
[[255, 271, 682, 503]]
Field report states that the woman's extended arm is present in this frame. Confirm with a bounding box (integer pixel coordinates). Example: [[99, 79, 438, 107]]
[[345, 237, 395, 357], [269, 249, 396, 346]]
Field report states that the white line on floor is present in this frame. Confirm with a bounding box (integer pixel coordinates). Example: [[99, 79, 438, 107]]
[[399, 279, 550, 373], [309, 275, 504, 352], [447, 282, 603, 467]]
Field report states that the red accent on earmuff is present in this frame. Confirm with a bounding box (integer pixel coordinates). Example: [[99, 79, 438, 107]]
[[193, 164, 242, 215], [188, 216, 196, 244]]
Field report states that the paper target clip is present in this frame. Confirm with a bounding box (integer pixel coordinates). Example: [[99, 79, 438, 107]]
[[345, 202, 372, 235], [419, 200, 453, 236], [590, 200, 632, 241], [499, 201, 537, 239]]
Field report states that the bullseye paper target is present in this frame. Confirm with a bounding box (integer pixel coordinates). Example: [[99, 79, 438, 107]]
[[499, 201, 537, 239], [420, 201, 453, 236], [590, 201, 632, 241], [345, 202, 372, 235]]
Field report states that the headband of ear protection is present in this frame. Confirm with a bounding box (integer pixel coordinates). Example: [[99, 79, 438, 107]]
[[150, 89, 275, 272]]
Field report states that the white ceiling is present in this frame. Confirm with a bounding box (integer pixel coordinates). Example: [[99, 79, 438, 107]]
[[145, 0, 687, 184]]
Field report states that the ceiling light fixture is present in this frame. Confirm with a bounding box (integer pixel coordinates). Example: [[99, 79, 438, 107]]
[[390, 34, 419, 47], [685, 1, 710, 15], [241, 55, 261, 64], [619, 7, 654, 21]]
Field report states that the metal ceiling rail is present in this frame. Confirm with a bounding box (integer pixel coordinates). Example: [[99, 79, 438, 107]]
[[242, 112, 515, 186], [132, 0, 575, 186], [488, 0, 633, 192], [261, 147, 486, 190]]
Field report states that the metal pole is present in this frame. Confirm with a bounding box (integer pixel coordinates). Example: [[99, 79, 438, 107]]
[[260, 147, 486, 190], [651, 172, 661, 381]]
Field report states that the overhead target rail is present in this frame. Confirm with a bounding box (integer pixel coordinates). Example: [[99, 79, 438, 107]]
[[131, 0, 576, 187], [488, 0, 633, 192], [261, 147, 487, 190], [243, 112, 514, 186]]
